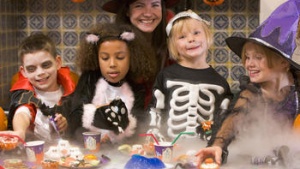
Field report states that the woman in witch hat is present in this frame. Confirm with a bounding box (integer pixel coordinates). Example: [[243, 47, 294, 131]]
[[196, 0, 300, 166]]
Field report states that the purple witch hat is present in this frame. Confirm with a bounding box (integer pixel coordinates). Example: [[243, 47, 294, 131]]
[[226, 0, 300, 70]]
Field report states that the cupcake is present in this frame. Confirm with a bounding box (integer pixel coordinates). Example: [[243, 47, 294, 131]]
[[84, 154, 100, 166], [41, 160, 59, 169], [0, 136, 19, 151], [4, 159, 23, 168], [199, 158, 219, 169]]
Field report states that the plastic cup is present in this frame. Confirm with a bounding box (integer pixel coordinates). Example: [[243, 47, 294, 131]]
[[25, 140, 45, 164], [154, 142, 174, 163], [82, 132, 101, 152]]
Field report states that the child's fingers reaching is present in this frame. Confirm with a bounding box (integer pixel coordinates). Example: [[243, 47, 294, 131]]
[[58, 121, 68, 132], [54, 114, 68, 132], [195, 149, 206, 166], [54, 113, 63, 121], [195, 146, 222, 167]]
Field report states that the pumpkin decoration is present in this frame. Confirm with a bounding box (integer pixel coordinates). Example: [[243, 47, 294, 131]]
[[0, 107, 7, 131], [203, 0, 224, 6], [71, 0, 85, 3], [293, 114, 300, 133]]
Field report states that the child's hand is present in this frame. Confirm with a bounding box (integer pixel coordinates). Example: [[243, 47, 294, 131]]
[[54, 113, 68, 132], [0, 130, 25, 141], [196, 146, 223, 167], [97, 98, 129, 134]]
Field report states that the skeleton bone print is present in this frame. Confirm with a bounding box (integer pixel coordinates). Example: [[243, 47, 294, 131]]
[[166, 80, 225, 138], [148, 64, 232, 140]]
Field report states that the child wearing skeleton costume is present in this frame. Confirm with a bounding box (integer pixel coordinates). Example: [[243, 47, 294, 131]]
[[68, 23, 157, 143], [148, 10, 233, 141]]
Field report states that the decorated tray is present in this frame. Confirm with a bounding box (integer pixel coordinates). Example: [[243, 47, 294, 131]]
[[59, 156, 100, 168], [0, 134, 25, 151], [0, 159, 35, 169], [59, 154, 110, 169]]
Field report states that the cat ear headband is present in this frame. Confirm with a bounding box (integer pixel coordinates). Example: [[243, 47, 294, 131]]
[[85, 31, 135, 44]]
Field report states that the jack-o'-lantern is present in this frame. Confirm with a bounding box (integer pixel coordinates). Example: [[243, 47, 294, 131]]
[[203, 0, 224, 6], [0, 107, 7, 131], [71, 0, 85, 3]]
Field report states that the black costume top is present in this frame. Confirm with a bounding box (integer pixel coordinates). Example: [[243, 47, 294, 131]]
[[148, 63, 233, 140], [68, 70, 146, 143]]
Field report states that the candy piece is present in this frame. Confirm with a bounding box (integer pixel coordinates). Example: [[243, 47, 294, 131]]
[[100, 154, 111, 165], [84, 154, 98, 161], [118, 144, 132, 154]]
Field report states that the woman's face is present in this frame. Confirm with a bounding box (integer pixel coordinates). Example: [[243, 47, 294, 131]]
[[243, 42, 285, 84], [98, 40, 130, 83], [128, 0, 162, 33]]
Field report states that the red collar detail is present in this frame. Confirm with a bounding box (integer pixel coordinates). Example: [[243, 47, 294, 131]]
[[10, 67, 76, 97]]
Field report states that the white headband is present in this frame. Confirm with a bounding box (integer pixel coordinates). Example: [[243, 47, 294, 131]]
[[166, 9, 210, 36]]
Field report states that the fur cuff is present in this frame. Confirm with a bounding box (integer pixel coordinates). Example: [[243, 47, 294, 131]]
[[82, 104, 98, 131]]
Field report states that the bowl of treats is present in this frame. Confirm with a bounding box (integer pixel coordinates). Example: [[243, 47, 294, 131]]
[[0, 134, 25, 151]]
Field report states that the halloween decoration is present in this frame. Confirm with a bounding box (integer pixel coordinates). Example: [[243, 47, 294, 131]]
[[203, 0, 224, 6], [71, 0, 85, 3]]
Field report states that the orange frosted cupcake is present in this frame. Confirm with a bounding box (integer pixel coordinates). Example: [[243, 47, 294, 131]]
[[4, 159, 23, 167], [0, 136, 18, 151], [41, 160, 59, 169], [199, 158, 219, 169]]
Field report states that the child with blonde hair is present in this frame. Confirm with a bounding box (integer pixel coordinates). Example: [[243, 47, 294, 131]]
[[148, 10, 232, 141]]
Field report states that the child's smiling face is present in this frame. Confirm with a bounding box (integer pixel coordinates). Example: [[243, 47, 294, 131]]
[[20, 51, 61, 92], [243, 42, 288, 84], [98, 40, 130, 83], [173, 19, 209, 61]]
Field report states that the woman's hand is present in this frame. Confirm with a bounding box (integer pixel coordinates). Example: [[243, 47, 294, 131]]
[[196, 146, 223, 167], [54, 113, 68, 132]]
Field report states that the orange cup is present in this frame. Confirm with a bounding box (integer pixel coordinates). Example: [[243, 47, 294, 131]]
[[25, 140, 45, 164]]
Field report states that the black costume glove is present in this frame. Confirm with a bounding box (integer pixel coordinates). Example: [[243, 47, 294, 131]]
[[96, 98, 129, 134]]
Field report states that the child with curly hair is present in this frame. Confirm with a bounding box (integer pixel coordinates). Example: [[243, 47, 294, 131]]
[[68, 23, 157, 143]]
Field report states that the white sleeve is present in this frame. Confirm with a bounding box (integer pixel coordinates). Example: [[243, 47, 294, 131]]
[[15, 106, 32, 120]]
